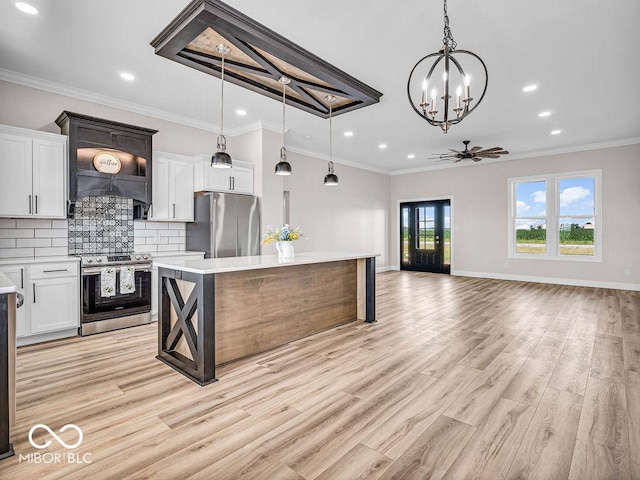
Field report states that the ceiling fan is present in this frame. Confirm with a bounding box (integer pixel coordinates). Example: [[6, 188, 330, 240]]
[[432, 140, 509, 163]]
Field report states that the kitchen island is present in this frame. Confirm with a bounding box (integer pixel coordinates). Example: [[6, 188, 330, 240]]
[[154, 252, 377, 385]]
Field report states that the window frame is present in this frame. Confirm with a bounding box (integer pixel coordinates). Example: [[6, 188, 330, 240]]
[[508, 169, 602, 262]]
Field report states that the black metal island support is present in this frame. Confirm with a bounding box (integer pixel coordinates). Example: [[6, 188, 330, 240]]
[[155, 252, 378, 386], [0, 273, 17, 461]]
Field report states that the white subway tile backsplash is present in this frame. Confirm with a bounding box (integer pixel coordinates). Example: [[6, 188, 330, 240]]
[[135, 230, 157, 238], [16, 219, 52, 229], [35, 228, 68, 238], [51, 219, 68, 229], [0, 229, 34, 239], [158, 229, 180, 237], [17, 238, 52, 248], [51, 238, 68, 247], [157, 244, 181, 252], [168, 237, 185, 244], [34, 247, 68, 257], [0, 219, 16, 228], [0, 239, 16, 248], [134, 221, 147, 230], [0, 248, 35, 258], [134, 237, 146, 246], [143, 221, 163, 230], [169, 222, 185, 230]]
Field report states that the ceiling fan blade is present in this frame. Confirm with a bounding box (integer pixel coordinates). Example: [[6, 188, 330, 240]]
[[472, 157, 483, 162], [477, 147, 504, 153], [453, 158, 462, 163], [477, 154, 500, 159], [449, 149, 463, 154], [469, 146, 482, 152]]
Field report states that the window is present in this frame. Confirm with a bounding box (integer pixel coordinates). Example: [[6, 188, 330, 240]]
[[508, 170, 601, 261]]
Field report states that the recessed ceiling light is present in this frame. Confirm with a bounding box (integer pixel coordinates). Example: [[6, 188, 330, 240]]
[[15, 2, 38, 14], [550, 129, 562, 135], [378, 144, 387, 149], [538, 111, 552, 117], [407, 154, 416, 159], [235, 109, 247, 116], [522, 84, 538, 93], [119, 72, 135, 81], [344, 131, 354, 137]]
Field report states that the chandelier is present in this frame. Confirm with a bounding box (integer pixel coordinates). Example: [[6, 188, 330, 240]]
[[407, 0, 488, 133]]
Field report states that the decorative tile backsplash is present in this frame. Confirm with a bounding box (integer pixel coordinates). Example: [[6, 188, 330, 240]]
[[68, 196, 134, 254]]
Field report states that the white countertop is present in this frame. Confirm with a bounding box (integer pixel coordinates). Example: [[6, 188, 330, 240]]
[[0, 271, 17, 294], [151, 251, 205, 259], [0, 255, 80, 266], [154, 251, 379, 275]]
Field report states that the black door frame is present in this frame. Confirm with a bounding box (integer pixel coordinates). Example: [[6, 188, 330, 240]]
[[400, 198, 452, 274]]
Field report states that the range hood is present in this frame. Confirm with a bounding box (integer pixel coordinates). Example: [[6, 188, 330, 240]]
[[55, 112, 157, 219]]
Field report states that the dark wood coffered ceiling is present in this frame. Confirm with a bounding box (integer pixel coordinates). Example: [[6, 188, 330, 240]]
[[150, 0, 382, 118]]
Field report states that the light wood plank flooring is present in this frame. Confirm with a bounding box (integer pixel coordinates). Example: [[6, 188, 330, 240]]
[[1, 271, 638, 480]]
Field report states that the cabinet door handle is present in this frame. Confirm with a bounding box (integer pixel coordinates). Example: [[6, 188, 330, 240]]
[[229, 177, 232, 191], [172, 203, 176, 218], [33, 283, 36, 303], [232, 177, 235, 190], [43, 269, 68, 273], [20, 268, 24, 289], [28, 194, 32, 214], [35, 195, 38, 214]]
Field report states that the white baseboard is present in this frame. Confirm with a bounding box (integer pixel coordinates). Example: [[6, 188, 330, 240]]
[[17, 328, 78, 347], [376, 265, 395, 273], [379, 266, 639, 291], [452, 270, 640, 292]]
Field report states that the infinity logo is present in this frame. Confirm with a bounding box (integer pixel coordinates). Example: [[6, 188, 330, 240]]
[[28, 424, 84, 450]]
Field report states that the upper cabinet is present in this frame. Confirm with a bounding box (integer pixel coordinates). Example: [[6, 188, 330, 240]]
[[0, 125, 67, 219], [193, 155, 254, 195], [150, 152, 194, 222]]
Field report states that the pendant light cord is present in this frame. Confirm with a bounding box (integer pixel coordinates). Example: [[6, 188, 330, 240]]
[[220, 51, 225, 135], [329, 102, 333, 162], [282, 80, 286, 141], [442, 0, 457, 49]]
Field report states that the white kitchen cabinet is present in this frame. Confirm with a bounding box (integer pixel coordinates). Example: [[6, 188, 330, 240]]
[[0, 266, 27, 338], [150, 152, 194, 222], [0, 125, 67, 219], [29, 262, 79, 335], [0, 261, 79, 345], [193, 155, 254, 195]]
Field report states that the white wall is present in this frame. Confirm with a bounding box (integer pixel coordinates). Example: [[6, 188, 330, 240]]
[[282, 150, 391, 267], [390, 144, 640, 289]]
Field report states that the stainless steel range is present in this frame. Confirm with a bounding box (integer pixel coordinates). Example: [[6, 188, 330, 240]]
[[79, 252, 152, 335]]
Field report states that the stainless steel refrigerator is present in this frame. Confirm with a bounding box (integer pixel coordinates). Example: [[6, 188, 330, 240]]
[[186, 192, 261, 258]]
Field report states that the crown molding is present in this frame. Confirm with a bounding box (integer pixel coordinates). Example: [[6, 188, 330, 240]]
[[285, 146, 390, 175], [390, 136, 640, 176]]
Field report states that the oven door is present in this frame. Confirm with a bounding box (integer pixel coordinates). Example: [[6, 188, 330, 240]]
[[81, 265, 151, 323]]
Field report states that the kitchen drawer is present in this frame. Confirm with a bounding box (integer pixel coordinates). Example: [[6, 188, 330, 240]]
[[30, 262, 78, 279]]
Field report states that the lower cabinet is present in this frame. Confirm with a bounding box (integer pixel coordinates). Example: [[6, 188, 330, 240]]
[[0, 261, 79, 345]]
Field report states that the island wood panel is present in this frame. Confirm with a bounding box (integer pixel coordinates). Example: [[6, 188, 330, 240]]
[[214, 260, 358, 365]]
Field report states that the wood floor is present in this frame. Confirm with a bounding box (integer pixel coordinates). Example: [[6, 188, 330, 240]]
[[1, 271, 639, 480]]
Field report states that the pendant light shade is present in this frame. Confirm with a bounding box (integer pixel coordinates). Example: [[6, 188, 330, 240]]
[[275, 76, 292, 175], [211, 44, 233, 168], [323, 95, 338, 186], [324, 161, 338, 186]]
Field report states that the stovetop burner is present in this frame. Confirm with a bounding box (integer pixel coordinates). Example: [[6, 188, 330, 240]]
[[79, 252, 152, 268]]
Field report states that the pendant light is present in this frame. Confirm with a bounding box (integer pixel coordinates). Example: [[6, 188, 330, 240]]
[[275, 76, 292, 175], [407, 0, 488, 133], [323, 95, 338, 186], [211, 44, 233, 168]]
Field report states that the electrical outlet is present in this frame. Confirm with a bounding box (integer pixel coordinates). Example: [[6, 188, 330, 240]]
[[624, 269, 631, 277]]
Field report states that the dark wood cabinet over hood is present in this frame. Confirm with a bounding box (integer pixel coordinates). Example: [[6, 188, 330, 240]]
[[55, 112, 157, 219]]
